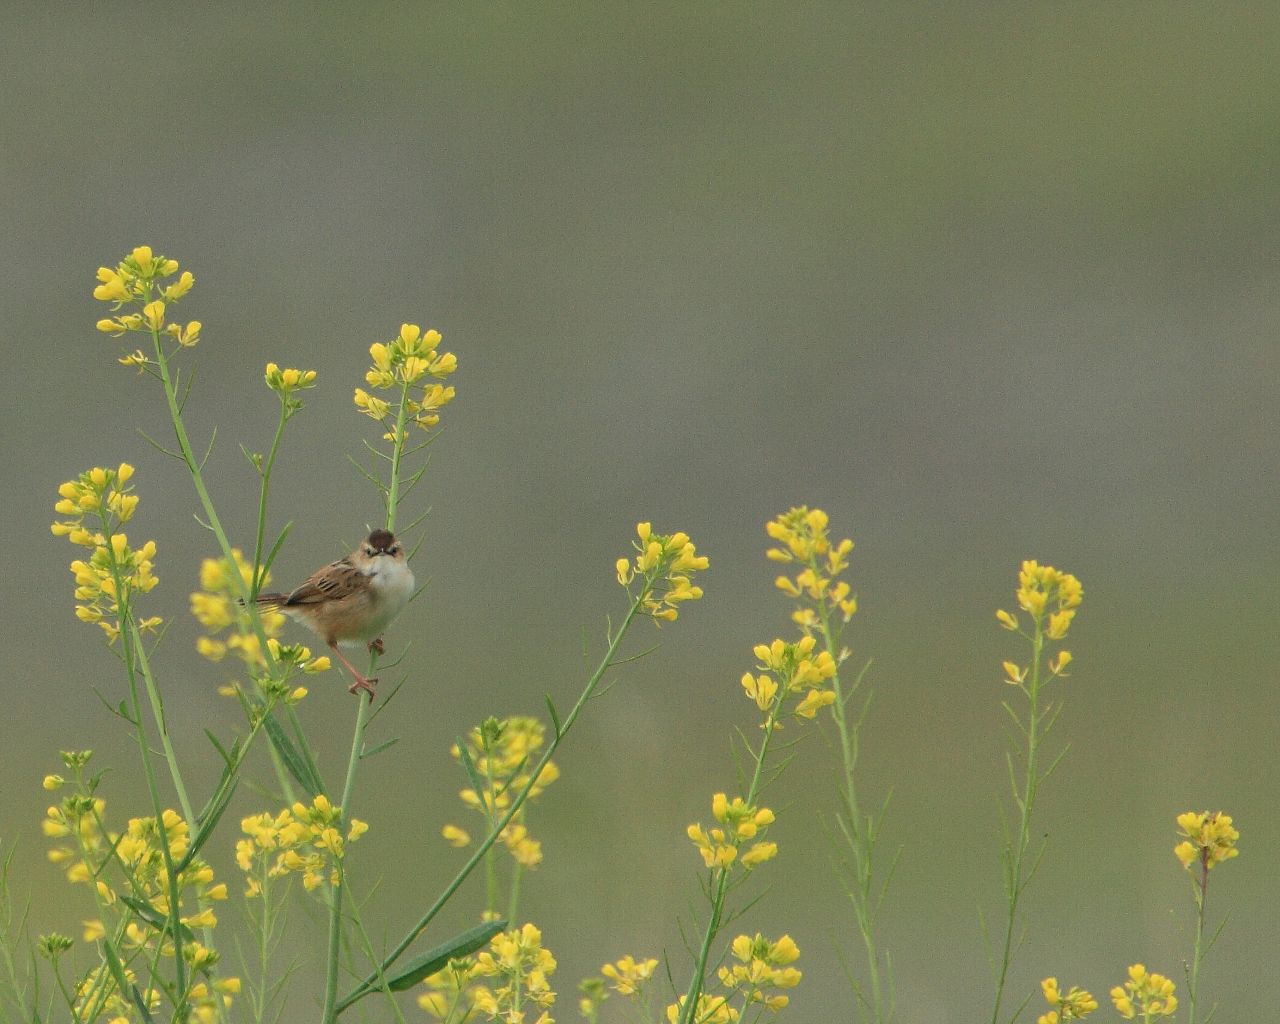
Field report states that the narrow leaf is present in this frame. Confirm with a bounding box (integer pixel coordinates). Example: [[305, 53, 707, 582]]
[[383, 920, 506, 992], [263, 715, 320, 796]]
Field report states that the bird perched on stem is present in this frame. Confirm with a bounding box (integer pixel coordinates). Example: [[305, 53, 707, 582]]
[[255, 529, 413, 698]]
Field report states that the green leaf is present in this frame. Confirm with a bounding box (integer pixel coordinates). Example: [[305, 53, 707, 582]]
[[178, 778, 238, 873], [544, 695, 561, 739], [261, 521, 293, 580], [384, 920, 506, 993], [263, 715, 321, 796], [455, 738, 485, 799], [361, 737, 400, 760]]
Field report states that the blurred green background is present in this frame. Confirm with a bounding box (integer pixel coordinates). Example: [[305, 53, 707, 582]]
[[4, 4, 1279, 1021]]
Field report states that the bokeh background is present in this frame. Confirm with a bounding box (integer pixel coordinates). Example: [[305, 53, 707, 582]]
[[4, 4, 1279, 1021]]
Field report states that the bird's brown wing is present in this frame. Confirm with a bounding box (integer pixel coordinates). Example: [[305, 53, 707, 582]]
[[282, 557, 364, 606]]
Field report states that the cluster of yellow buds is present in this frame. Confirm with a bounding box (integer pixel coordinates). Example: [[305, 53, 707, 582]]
[[616, 522, 709, 622], [264, 362, 319, 417], [998, 560, 1083, 639], [716, 934, 802, 1013], [470, 923, 557, 1024], [235, 795, 368, 894], [53, 466, 160, 643], [1110, 965, 1177, 1020], [1037, 977, 1098, 1023], [740, 635, 837, 721], [355, 323, 458, 440], [665, 994, 739, 1024], [444, 717, 560, 868], [1174, 810, 1240, 871], [93, 246, 201, 366], [687, 794, 777, 871], [998, 561, 1082, 684], [766, 506, 857, 629], [43, 784, 225, 953], [601, 954, 659, 996]]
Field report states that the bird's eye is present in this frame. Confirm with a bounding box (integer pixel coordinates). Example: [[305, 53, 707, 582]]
[[364, 546, 375, 556], [390, 545, 400, 555]]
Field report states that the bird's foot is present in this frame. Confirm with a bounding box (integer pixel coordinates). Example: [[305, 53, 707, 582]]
[[367, 636, 386, 656], [347, 675, 379, 700]]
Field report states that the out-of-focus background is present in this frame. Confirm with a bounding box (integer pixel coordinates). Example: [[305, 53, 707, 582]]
[[3, 4, 1278, 1021]]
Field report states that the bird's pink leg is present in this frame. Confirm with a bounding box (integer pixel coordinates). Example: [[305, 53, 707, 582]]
[[329, 641, 377, 699]]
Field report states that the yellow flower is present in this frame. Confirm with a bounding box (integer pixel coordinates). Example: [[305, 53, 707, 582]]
[[1174, 811, 1239, 870], [1038, 976, 1097, 1022], [601, 954, 659, 996], [265, 363, 318, 395], [441, 824, 471, 847], [619, 524, 709, 623], [1111, 964, 1176, 1020]]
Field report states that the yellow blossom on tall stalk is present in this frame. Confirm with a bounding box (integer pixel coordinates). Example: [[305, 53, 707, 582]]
[[1174, 811, 1239, 1024], [989, 560, 1083, 1024], [51, 466, 161, 643], [469, 923, 557, 1024], [687, 794, 777, 870], [235, 795, 368, 895], [1037, 977, 1098, 1023], [762, 506, 889, 1024], [716, 934, 802, 1012], [93, 246, 201, 368], [356, 323, 458, 440], [1111, 965, 1177, 1021], [616, 522, 709, 622], [40, 753, 238, 1016], [417, 957, 484, 1021], [448, 717, 559, 863]]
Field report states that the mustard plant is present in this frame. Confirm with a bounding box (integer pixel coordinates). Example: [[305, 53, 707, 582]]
[[988, 561, 1083, 1024], [767, 506, 894, 1023], [1174, 810, 1239, 1024]]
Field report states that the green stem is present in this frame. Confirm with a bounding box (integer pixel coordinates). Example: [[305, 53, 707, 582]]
[[101, 550, 187, 1012], [251, 399, 291, 590], [989, 625, 1044, 1024], [320, 674, 375, 1024], [1188, 859, 1208, 1024], [336, 597, 645, 1015], [321, 390, 410, 1023], [821, 629, 884, 1021], [679, 701, 781, 1024]]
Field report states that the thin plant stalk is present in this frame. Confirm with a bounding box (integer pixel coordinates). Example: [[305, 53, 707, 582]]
[[677, 691, 784, 1024], [989, 625, 1045, 1024]]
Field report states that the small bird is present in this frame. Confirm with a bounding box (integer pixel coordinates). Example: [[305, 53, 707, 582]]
[[255, 529, 414, 698]]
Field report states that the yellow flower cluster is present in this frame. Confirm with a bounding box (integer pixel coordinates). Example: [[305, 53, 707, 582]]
[[1038, 977, 1098, 1023], [601, 954, 659, 996], [716, 934, 801, 1013], [1174, 810, 1240, 871], [190, 550, 326, 688], [43, 785, 228, 964], [74, 964, 160, 1022], [355, 323, 458, 440], [445, 717, 560, 868], [93, 246, 201, 365], [998, 560, 1082, 684], [687, 794, 777, 871], [766, 506, 857, 629], [616, 522, 709, 622], [740, 635, 837, 721], [997, 560, 1083, 638], [52, 466, 160, 643], [1110, 965, 1177, 1020], [665, 994, 739, 1024], [470, 923, 557, 1024], [235, 795, 368, 894], [264, 362, 317, 397]]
